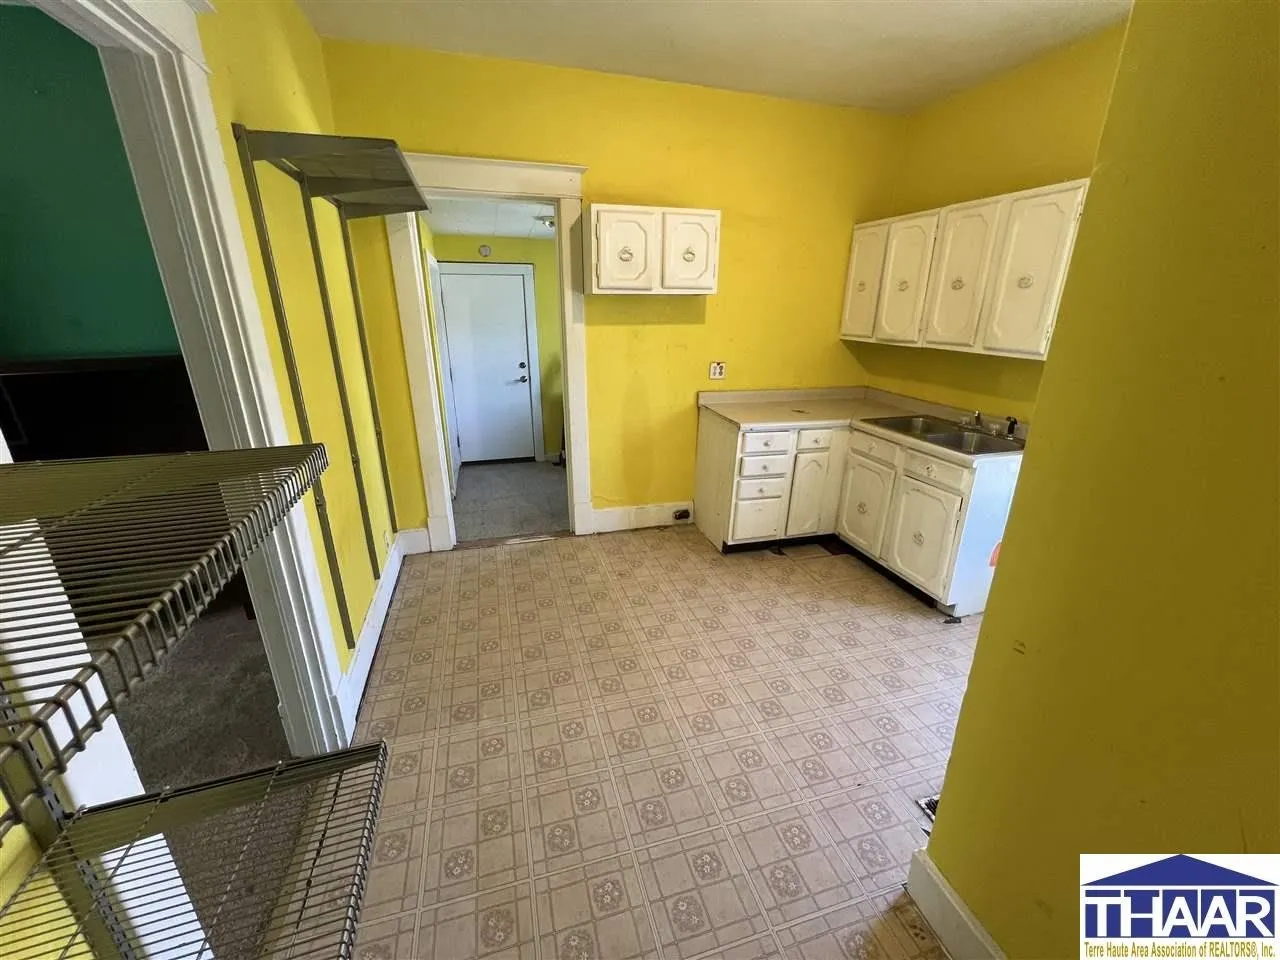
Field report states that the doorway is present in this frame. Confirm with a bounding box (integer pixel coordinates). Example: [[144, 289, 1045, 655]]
[[0, 5, 292, 791], [422, 198, 570, 541]]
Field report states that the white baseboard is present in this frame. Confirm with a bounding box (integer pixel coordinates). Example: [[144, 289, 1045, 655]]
[[908, 848, 1004, 959], [591, 502, 694, 534], [336, 529, 427, 737], [398, 527, 432, 555]]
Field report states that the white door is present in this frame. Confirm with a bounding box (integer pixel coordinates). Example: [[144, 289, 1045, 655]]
[[425, 254, 461, 495], [922, 199, 1004, 348], [439, 265, 540, 462], [785, 450, 830, 537], [839, 223, 889, 339], [883, 477, 962, 596], [661, 210, 719, 291], [980, 183, 1086, 357], [873, 212, 938, 343], [836, 452, 895, 556], [595, 208, 659, 291]]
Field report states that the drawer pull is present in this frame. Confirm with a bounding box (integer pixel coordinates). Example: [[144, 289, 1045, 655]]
[[762, 439, 773, 448], [925, 464, 936, 477], [1017, 274, 1034, 289], [897, 279, 909, 292], [856, 502, 868, 515], [951, 276, 965, 290], [912, 531, 925, 546], [855, 280, 867, 292]]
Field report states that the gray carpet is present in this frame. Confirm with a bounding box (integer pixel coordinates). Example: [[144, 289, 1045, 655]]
[[453, 460, 570, 541], [114, 604, 292, 791]]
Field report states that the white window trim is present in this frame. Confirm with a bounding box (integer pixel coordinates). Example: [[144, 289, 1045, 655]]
[[438, 261, 545, 463], [390, 154, 592, 546], [27, 0, 348, 756]]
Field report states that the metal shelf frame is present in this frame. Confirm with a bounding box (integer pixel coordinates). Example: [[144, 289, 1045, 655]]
[[0, 742, 387, 960], [0, 445, 326, 842], [232, 124, 429, 649]]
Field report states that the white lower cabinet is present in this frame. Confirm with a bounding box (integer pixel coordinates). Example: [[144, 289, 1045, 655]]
[[835, 452, 895, 554], [732, 497, 784, 541], [694, 414, 848, 547], [785, 450, 830, 537], [882, 476, 962, 596]]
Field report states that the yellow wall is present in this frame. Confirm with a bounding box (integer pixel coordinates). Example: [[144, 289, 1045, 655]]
[[199, 0, 394, 668], [927, 3, 1279, 956], [431, 235, 564, 455], [854, 23, 1126, 421], [322, 43, 902, 508]]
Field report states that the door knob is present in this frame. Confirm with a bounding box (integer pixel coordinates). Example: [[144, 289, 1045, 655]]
[[518, 361, 527, 369], [518, 375, 529, 383]]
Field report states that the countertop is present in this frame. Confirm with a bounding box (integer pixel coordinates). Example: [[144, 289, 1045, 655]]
[[698, 386, 1025, 464]]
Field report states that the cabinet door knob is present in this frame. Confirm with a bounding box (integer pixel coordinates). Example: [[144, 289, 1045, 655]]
[[1017, 274, 1034, 289], [762, 440, 772, 448], [682, 247, 697, 263], [912, 531, 925, 546], [951, 277, 965, 291], [897, 279, 910, 292], [618, 246, 634, 263], [856, 501, 868, 515], [855, 280, 867, 292], [925, 464, 936, 477]]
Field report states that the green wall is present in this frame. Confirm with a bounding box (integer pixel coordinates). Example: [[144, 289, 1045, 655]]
[[0, 6, 178, 360]]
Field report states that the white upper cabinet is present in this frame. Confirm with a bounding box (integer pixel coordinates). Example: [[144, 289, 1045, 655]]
[[839, 178, 1087, 360], [661, 210, 720, 292], [923, 198, 1005, 348], [594, 208, 659, 291], [591, 204, 720, 295], [839, 222, 889, 339], [873, 213, 938, 343], [979, 183, 1086, 357]]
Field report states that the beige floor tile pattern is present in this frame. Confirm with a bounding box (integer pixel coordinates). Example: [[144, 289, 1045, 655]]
[[352, 527, 978, 959]]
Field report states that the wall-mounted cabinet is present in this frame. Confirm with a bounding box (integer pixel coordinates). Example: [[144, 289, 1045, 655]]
[[590, 204, 720, 294], [840, 179, 1086, 360]]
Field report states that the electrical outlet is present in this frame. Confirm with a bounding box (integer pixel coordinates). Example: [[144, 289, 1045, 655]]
[[708, 361, 726, 380]]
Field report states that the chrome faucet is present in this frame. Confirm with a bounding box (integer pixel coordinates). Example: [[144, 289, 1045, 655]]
[[969, 410, 982, 429]]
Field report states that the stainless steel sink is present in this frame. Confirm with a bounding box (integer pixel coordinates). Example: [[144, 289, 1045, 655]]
[[865, 415, 961, 437], [924, 432, 1024, 454]]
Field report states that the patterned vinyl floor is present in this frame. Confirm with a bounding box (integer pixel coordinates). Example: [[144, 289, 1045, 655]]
[[351, 526, 977, 959]]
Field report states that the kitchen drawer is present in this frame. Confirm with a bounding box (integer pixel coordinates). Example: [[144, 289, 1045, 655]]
[[903, 449, 969, 494], [736, 477, 788, 500], [738, 453, 791, 478], [731, 498, 783, 541], [740, 431, 792, 455], [797, 428, 832, 450], [849, 429, 898, 465]]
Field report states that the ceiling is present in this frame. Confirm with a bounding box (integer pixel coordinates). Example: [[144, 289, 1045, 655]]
[[424, 198, 557, 239], [300, 0, 1129, 113]]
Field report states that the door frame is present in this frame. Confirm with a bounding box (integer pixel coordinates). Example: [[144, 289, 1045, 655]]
[[24, 0, 348, 756], [424, 252, 461, 495], [438, 261, 545, 464], [387, 155, 589, 551]]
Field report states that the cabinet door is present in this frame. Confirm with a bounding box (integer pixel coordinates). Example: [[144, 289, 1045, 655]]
[[731, 498, 783, 542], [595, 208, 659, 291], [873, 213, 938, 343], [922, 199, 1004, 347], [979, 184, 1085, 357], [884, 477, 962, 596], [835, 452, 895, 557], [785, 450, 830, 537], [839, 223, 889, 338], [661, 210, 719, 291]]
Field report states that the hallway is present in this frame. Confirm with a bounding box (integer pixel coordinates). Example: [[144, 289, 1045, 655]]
[[352, 527, 972, 958], [453, 460, 570, 542]]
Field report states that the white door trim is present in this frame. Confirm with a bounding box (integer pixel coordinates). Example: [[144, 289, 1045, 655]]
[[388, 214, 458, 551], [390, 160, 593, 544], [30, 0, 346, 754], [425, 251, 461, 496], [438, 261, 545, 463]]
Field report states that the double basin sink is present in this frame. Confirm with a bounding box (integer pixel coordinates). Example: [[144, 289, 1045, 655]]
[[864, 415, 1024, 455]]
